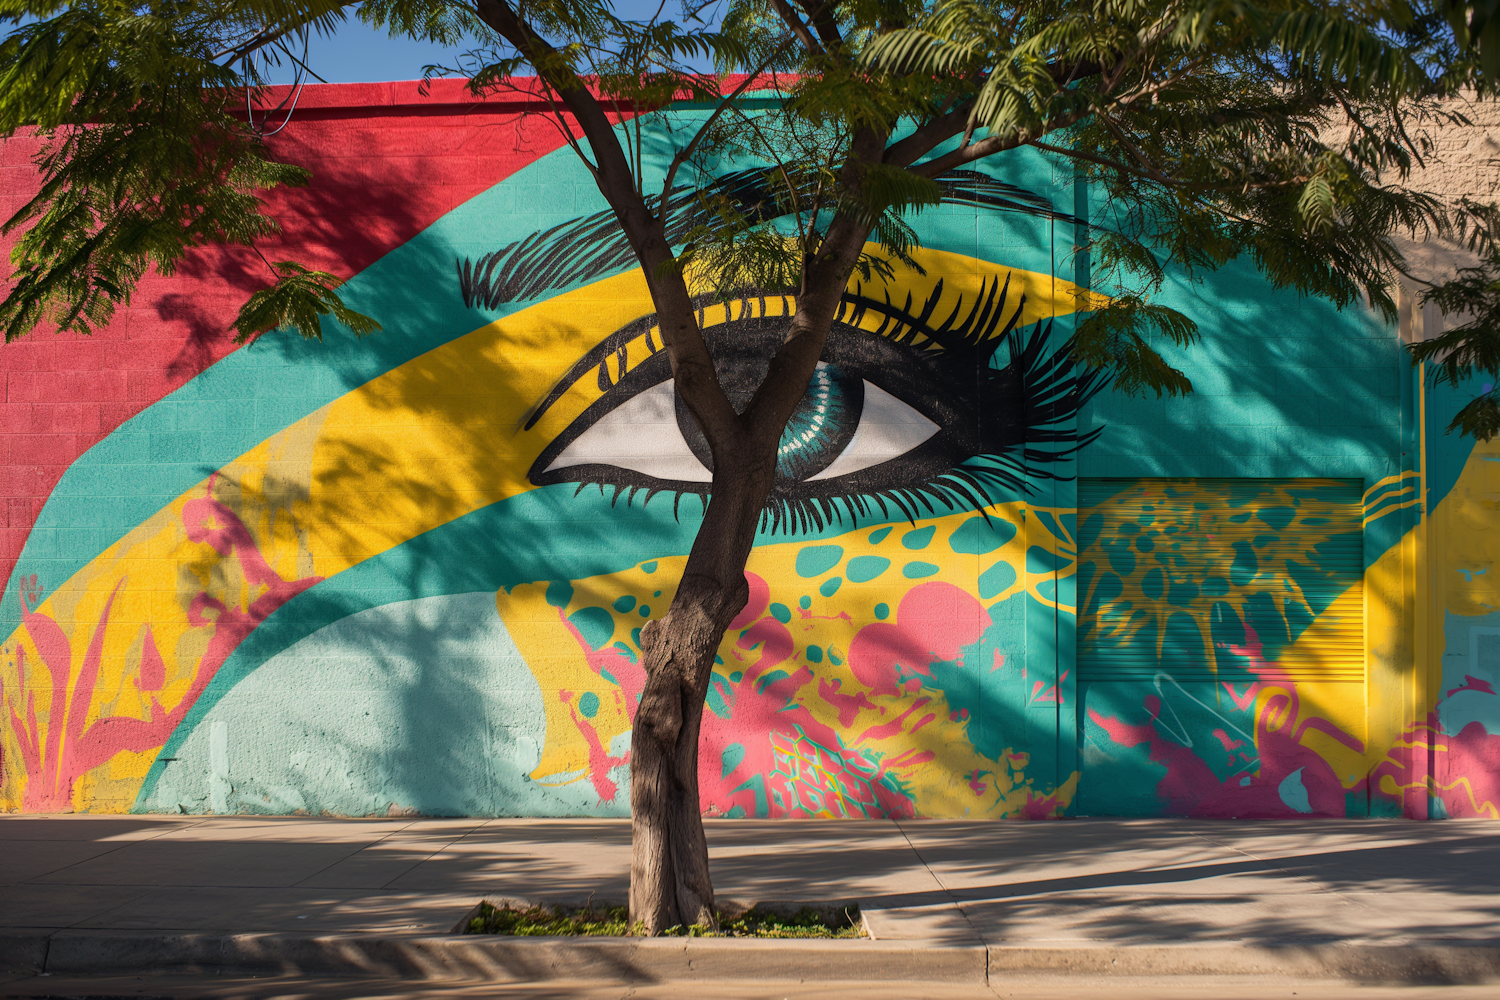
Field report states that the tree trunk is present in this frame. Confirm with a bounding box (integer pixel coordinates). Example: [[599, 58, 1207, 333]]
[[629, 460, 774, 934]]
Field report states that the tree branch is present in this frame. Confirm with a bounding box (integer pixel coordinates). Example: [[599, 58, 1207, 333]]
[[473, 0, 743, 446], [767, 0, 822, 54]]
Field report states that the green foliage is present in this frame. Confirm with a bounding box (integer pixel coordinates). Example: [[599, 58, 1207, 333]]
[[1412, 250, 1500, 439], [233, 261, 380, 343], [0, 0, 376, 343], [464, 900, 863, 937], [1445, 0, 1500, 79], [1074, 297, 1199, 397], [852, 0, 1494, 410]]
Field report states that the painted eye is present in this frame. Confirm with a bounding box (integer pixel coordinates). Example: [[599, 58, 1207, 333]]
[[543, 363, 938, 487]]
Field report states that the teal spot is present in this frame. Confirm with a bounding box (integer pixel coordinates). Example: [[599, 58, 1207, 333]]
[[611, 641, 638, 663], [1277, 767, 1314, 814], [1257, 507, 1296, 532], [721, 743, 746, 778], [949, 516, 1016, 554], [901, 526, 936, 550], [806, 645, 824, 663], [903, 561, 939, 579], [1167, 577, 1199, 607], [1230, 540, 1259, 586], [868, 527, 893, 544], [1203, 577, 1230, 596], [1084, 570, 1121, 613], [828, 648, 844, 665], [1027, 546, 1064, 573], [1119, 523, 1140, 535], [874, 603, 890, 620], [1142, 568, 1165, 601], [641, 561, 658, 573], [1228, 512, 1252, 523], [631, 627, 642, 647], [613, 595, 637, 613], [729, 670, 743, 682], [1253, 534, 1277, 548], [639, 605, 651, 617], [847, 556, 891, 582], [1135, 535, 1155, 552], [545, 580, 574, 608], [1103, 539, 1136, 576], [599, 668, 619, 686], [756, 669, 791, 694], [577, 691, 600, 719], [799, 595, 811, 610], [819, 577, 842, 597], [713, 654, 723, 664], [706, 679, 732, 720], [653, 590, 662, 597], [795, 545, 844, 578], [769, 603, 792, 623], [567, 607, 614, 650], [978, 561, 1017, 600]]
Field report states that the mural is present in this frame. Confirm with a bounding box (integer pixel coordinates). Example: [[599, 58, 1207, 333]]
[[1, 86, 1497, 820]]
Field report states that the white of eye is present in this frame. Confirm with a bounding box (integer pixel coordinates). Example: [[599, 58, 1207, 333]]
[[806, 381, 939, 481], [544, 382, 713, 482]]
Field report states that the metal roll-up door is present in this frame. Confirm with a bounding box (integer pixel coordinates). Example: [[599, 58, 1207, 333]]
[[1077, 478, 1365, 682]]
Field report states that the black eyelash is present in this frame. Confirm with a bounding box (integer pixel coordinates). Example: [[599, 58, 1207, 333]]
[[527, 275, 1108, 534], [459, 169, 1078, 311]]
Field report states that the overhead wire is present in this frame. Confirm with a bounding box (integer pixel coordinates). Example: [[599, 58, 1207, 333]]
[[245, 28, 310, 137]]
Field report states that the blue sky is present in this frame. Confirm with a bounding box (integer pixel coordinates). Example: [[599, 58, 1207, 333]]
[[274, 2, 722, 84]]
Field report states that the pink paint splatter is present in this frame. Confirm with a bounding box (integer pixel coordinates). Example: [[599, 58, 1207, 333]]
[[556, 610, 645, 723], [817, 678, 876, 727], [1446, 675, 1497, 699], [1213, 728, 1246, 753], [2, 478, 321, 811], [559, 690, 628, 802], [849, 583, 985, 697], [1088, 681, 1360, 818]]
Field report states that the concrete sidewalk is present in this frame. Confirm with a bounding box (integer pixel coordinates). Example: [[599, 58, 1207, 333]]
[[3, 816, 1500, 987]]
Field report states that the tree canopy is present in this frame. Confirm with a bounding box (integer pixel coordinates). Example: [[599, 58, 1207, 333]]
[[1, 0, 1495, 399]]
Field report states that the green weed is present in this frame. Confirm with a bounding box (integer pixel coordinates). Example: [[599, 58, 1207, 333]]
[[465, 901, 863, 938]]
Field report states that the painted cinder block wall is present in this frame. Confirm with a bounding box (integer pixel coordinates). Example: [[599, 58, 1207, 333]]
[[0, 82, 1496, 819]]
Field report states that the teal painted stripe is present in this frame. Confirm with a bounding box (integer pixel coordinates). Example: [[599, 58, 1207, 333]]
[[5, 136, 1071, 633]]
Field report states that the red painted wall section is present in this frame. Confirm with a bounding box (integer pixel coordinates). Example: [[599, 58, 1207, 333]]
[[0, 79, 575, 597]]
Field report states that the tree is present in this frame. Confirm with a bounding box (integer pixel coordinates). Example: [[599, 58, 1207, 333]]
[[0, 0, 1490, 933]]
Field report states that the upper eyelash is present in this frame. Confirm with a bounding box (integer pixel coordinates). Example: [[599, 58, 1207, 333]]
[[526, 275, 1108, 535]]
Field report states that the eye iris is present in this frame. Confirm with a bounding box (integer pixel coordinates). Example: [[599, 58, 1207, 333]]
[[672, 362, 864, 484], [774, 363, 862, 483]]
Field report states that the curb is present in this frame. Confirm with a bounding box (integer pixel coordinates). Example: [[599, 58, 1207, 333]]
[[985, 943, 1500, 983], [8, 930, 1500, 985], [0, 932, 47, 975], [11, 931, 988, 983]]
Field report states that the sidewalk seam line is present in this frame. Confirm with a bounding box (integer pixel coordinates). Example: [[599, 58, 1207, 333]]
[[892, 817, 990, 980]]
